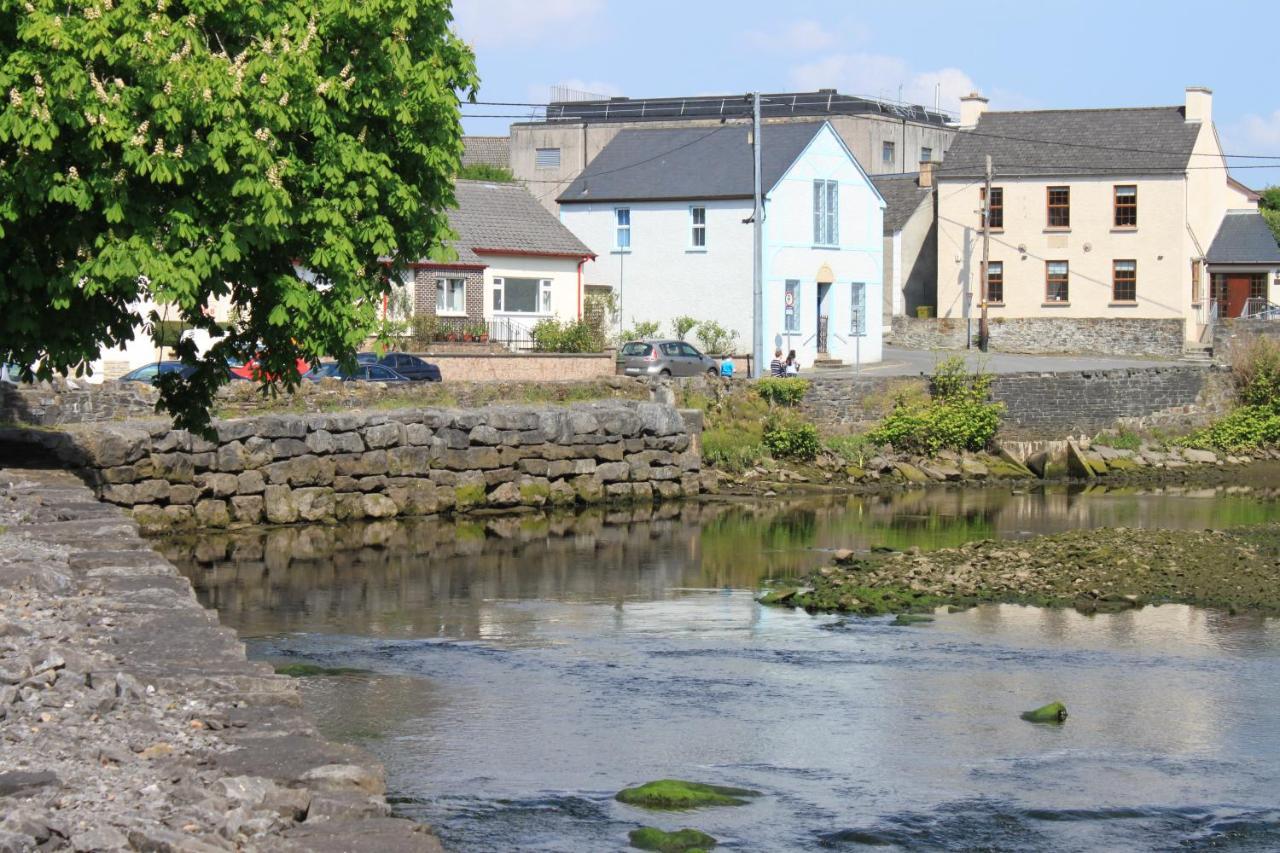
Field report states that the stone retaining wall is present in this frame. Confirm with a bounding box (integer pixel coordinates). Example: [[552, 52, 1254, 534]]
[[1212, 318, 1280, 364], [411, 352, 615, 382], [886, 316, 1186, 357], [1, 401, 705, 532]]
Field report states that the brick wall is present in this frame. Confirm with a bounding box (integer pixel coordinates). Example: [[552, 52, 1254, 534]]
[[412, 266, 486, 333], [886, 316, 1186, 357]]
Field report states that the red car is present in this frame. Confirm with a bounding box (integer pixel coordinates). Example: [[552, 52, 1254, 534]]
[[229, 355, 312, 382]]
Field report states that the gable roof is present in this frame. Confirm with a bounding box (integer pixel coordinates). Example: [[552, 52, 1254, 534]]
[[940, 107, 1202, 180], [1206, 211, 1280, 265], [461, 136, 509, 169], [871, 173, 932, 232], [439, 181, 594, 265], [558, 122, 832, 203]]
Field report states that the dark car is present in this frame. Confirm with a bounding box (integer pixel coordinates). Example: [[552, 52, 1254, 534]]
[[378, 352, 442, 382], [118, 361, 196, 383], [354, 352, 380, 365], [304, 362, 409, 382], [618, 340, 719, 378]]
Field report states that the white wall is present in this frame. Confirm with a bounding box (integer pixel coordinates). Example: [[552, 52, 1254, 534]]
[[481, 253, 583, 325], [561, 199, 754, 344]]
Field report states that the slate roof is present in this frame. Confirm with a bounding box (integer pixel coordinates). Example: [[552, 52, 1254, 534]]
[[1206, 211, 1280, 264], [940, 107, 1202, 179], [461, 136, 509, 169], [558, 122, 833, 203], [438, 181, 594, 265], [871, 173, 932, 233]]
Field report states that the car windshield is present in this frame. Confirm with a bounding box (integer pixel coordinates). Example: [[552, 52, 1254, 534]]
[[308, 363, 344, 378], [367, 365, 398, 380], [354, 352, 378, 364], [620, 342, 651, 357]]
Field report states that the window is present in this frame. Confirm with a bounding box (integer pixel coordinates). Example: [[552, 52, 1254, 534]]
[[535, 147, 561, 169], [492, 277, 551, 314], [1114, 185, 1137, 227], [1047, 186, 1070, 228], [784, 279, 800, 332], [921, 146, 933, 163], [678, 343, 702, 357], [986, 261, 1004, 304], [614, 208, 631, 251], [1046, 261, 1069, 302], [1212, 273, 1228, 305], [1251, 273, 1269, 300], [689, 206, 706, 249], [981, 187, 1003, 229], [1191, 260, 1203, 303], [812, 180, 838, 246], [1113, 260, 1137, 302], [850, 282, 866, 336], [436, 277, 466, 314], [882, 141, 895, 164]]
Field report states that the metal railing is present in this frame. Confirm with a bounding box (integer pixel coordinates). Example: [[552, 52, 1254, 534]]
[[1243, 298, 1280, 320], [487, 317, 538, 351]]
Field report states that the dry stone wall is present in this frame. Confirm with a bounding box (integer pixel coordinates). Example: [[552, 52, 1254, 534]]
[[887, 316, 1186, 357], [15, 401, 704, 532]]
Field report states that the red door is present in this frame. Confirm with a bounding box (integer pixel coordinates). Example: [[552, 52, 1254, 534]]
[[1215, 274, 1253, 318]]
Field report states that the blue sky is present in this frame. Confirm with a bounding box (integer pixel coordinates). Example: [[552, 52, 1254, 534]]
[[452, 0, 1280, 187]]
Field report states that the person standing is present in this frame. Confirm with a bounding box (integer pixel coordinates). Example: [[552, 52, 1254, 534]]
[[784, 350, 799, 376], [769, 349, 785, 377], [719, 355, 735, 379]]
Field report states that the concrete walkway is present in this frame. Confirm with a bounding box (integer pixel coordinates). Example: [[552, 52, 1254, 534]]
[[803, 345, 1192, 378]]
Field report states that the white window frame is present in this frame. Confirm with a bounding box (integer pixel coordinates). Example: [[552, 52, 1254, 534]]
[[813, 179, 839, 247], [882, 141, 895, 164], [436, 277, 466, 316], [784, 279, 800, 333], [535, 147, 561, 169], [850, 281, 866, 336], [688, 205, 707, 251], [614, 207, 631, 252], [921, 146, 933, 163], [492, 276, 553, 315]]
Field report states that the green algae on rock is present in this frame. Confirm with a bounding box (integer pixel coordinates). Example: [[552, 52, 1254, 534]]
[[616, 780, 760, 809], [892, 613, 936, 626], [1021, 701, 1068, 723], [273, 663, 369, 678], [628, 826, 718, 851]]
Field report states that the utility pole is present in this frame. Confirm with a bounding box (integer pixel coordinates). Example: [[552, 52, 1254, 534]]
[[979, 154, 992, 352], [751, 92, 764, 378]]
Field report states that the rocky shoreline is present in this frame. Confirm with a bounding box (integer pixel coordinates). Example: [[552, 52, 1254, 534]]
[[761, 522, 1280, 617], [0, 466, 441, 851]]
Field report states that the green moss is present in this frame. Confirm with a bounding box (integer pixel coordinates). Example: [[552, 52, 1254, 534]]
[[757, 587, 799, 605], [788, 582, 942, 617], [1020, 701, 1068, 723], [274, 663, 368, 678], [519, 482, 551, 501], [1103, 457, 1142, 472], [629, 827, 718, 852], [615, 780, 760, 810], [892, 613, 936, 626], [454, 483, 486, 510]]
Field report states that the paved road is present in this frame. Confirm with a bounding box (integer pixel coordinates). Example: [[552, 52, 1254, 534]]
[[803, 345, 1191, 378]]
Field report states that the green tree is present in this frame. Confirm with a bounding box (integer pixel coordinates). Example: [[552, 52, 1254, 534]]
[[1260, 186, 1280, 241], [0, 0, 477, 432], [457, 163, 513, 182]]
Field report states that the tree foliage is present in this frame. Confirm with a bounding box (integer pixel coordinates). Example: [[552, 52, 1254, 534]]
[[457, 163, 513, 182], [0, 0, 477, 432], [1260, 186, 1280, 241]]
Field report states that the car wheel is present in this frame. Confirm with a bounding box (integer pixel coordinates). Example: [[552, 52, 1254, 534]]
[[707, 368, 719, 377], [659, 369, 672, 377]]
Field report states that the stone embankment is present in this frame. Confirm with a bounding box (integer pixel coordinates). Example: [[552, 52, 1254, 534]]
[[0, 466, 440, 851], [1, 401, 706, 533]]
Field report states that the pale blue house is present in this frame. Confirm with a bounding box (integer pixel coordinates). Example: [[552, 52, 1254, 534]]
[[560, 121, 885, 370]]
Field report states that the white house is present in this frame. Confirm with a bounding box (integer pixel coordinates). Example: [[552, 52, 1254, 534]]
[[558, 121, 885, 369]]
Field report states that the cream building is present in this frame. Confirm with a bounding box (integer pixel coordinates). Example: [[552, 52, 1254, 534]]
[[934, 87, 1280, 355]]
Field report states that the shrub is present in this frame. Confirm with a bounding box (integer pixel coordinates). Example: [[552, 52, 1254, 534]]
[[1232, 336, 1280, 409], [867, 357, 1003, 454], [671, 315, 698, 341], [621, 320, 661, 342], [762, 413, 820, 461], [824, 433, 875, 466], [696, 320, 738, 355], [755, 377, 810, 407], [409, 315, 441, 348], [702, 428, 767, 471], [531, 318, 601, 353], [1180, 406, 1280, 452], [457, 164, 515, 182], [1094, 429, 1143, 451]]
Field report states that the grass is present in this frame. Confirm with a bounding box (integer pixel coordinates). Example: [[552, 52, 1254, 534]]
[[1093, 429, 1143, 451]]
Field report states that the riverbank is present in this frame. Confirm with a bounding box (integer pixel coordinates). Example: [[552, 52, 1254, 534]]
[[0, 465, 441, 851], [763, 521, 1280, 617]]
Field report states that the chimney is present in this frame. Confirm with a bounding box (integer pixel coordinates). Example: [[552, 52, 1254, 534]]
[[918, 161, 935, 188], [1185, 86, 1212, 124], [959, 92, 989, 128]]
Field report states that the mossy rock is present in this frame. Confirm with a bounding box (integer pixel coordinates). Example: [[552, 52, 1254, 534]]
[[757, 587, 799, 606], [274, 663, 369, 678], [892, 613, 935, 626], [615, 780, 760, 810], [1104, 456, 1143, 472], [628, 827, 717, 852], [1020, 701, 1068, 723], [454, 483, 487, 510]]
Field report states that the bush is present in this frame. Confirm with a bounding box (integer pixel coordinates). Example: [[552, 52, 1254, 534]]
[[702, 428, 767, 471], [531, 318, 602, 353], [824, 432, 875, 466], [755, 377, 809, 407], [1232, 336, 1280, 409], [1180, 406, 1280, 452], [621, 320, 661, 342], [866, 357, 1003, 454], [458, 164, 515, 182], [409, 315, 441, 348], [671, 315, 698, 341], [762, 414, 820, 461], [696, 320, 738, 355]]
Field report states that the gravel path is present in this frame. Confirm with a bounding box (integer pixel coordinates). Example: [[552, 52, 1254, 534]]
[[0, 465, 440, 852]]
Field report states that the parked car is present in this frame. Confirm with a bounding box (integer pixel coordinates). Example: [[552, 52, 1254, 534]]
[[354, 352, 380, 365], [118, 361, 196, 383], [378, 352, 442, 382], [229, 354, 313, 381], [304, 362, 409, 382], [618, 340, 719, 378]]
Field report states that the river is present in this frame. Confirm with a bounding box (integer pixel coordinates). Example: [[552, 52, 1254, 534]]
[[161, 478, 1280, 852]]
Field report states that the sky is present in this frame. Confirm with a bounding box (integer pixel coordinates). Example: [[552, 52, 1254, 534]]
[[451, 0, 1280, 188]]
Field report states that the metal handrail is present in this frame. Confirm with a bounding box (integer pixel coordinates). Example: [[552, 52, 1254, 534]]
[[1243, 298, 1280, 320]]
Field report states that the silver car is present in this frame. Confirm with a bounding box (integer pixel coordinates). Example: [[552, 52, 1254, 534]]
[[618, 340, 719, 378]]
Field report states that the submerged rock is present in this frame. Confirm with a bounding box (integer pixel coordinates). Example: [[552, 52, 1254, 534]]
[[628, 826, 718, 852], [892, 613, 935, 626], [273, 663, 369, 678], [1020, 701, 1068, 723], [757, 587, 799, 606], [615, 779, 760, 809]]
